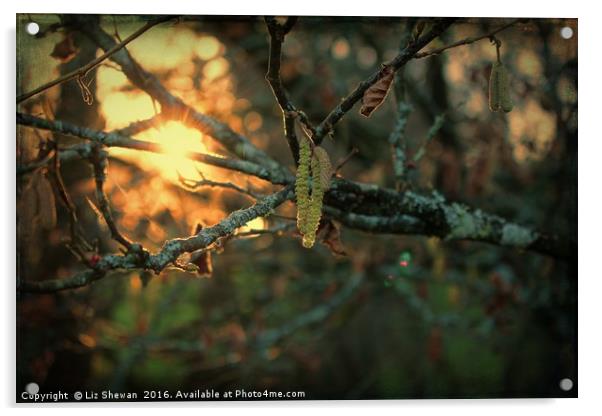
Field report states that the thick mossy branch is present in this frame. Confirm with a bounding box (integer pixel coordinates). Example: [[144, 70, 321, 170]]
[[326, 179, 573, 259], [18, 186, 294, 293]]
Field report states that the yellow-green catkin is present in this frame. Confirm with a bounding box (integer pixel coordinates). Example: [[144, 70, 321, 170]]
[[313, 147, 333, 191], [489, 61, 513, 113], [296, 143, 332, 249], [295, 136, 311, 236]]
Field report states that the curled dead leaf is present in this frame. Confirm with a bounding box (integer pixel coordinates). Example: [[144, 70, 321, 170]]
[[316, 219, 347, 257], [188, 223, 213, 277], [50, 34, 79, 63], [189, 250, 213, 278], [359, 66, 395, 117]]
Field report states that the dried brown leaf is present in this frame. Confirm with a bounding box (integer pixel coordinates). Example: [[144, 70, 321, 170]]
[[359, 66, 395, 117], [50, 34, 79, 63], [189, 223, 213, 278], [316, 219, 347, 257], [189, 250, 213, 278]]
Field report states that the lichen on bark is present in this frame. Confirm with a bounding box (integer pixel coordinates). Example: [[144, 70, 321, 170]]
[[501, 223, 537, 248]]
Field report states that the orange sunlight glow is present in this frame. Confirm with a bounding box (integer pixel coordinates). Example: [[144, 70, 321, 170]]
[[238, 217, 267, 234], [96, 26, 225, 184], [132, 121, 209, 183], [94, 21, 269, 236]]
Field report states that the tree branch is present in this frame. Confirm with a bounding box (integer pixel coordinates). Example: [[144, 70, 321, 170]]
[[414, 18, 522, 59], [89, 146, 133, 249], [178, 173, 263, 199], [254, 273, 363, 348], [16, 15, 573, 296], [65, 15, 288, 178], [264, 16, 306, 164], [18, 186, 294, 293], [312, 18, 458, 144], [388, 101, 412, 190], [48, 140, 92, 252], [17, 16, 174, 104], [326, 179, 574, 259], [18, 112, 573, 260], [17, 113, 292, 185]]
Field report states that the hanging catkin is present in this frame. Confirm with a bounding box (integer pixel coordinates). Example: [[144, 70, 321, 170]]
[[295, 138, 332, 248], [295, 136, 311, 236], [302, 147, 332, 248], [312, 147, 333, 191], [489, 62, 513, 113], [360, 66, 395, 117]]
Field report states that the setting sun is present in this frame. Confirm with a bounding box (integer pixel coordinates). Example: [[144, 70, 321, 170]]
[[94, 25, 236, 185], [112, 121, 210, 183]]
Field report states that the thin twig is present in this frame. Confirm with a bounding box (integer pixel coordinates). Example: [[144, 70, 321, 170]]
[[334, 147, 359, 173], [412, 113, 446, 163], [17, 16, 173, 104], [18, 142, 95, 174], [213, 223, 296, 252], [178, 173, 263, 199], [16, 146, 55, 175], [48, 139, 93, 253], [269, 213, 297, 222], [89, 146, 133, 249], [235, 223, 295, 237], [414, 18, 522, 59], [255, 273, 363, 348], [112, 113, 165, 137]]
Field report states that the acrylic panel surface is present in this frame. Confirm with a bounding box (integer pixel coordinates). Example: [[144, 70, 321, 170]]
[[16, 15, 577, 402]]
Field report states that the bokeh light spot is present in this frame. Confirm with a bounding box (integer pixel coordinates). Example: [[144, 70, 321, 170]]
[[196, 36, 221, 60], [332, 38, 350, 60]]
